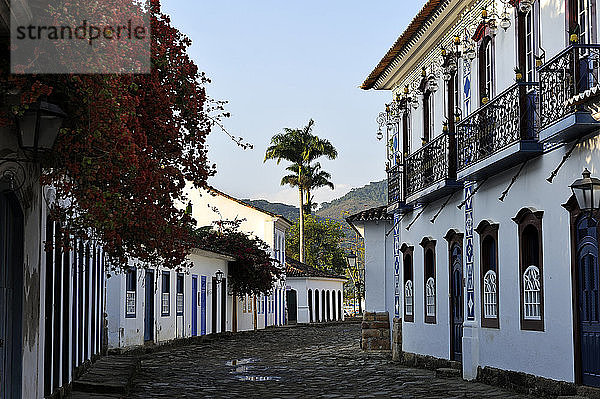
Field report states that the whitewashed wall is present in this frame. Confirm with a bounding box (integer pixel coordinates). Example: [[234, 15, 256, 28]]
[[287, 277, 345, 324], [106, 250, 232, 349]]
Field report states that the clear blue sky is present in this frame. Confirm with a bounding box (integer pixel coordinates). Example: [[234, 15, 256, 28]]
[[162, 1, 426, 206]]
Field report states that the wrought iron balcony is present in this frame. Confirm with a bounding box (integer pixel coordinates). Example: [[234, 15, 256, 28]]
[[405, 133, 460, 203], [539, 44, 600, 142], [456, 82, 542, 180]]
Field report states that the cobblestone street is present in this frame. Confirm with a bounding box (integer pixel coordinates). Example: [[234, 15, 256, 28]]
[[128, 323, 536, 398]]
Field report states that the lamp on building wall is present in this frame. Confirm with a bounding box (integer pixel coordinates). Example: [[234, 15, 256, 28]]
[[571, 169, 600, 213], [346, 251, 357, 270], [518, 0, 533, 14], [16, 100, 66, 157], [215, 269, 224, 284]]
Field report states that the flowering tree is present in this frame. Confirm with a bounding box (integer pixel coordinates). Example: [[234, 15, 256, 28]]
[[0, 0, 221, 270]]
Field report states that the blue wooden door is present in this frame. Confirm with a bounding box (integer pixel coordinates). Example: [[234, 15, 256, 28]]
[[577, 216, 600, 387], [144, 270, 154, 342], [200, 276, 206, 335], [450, 244, 464, 362], [191, 276, 198, 336]]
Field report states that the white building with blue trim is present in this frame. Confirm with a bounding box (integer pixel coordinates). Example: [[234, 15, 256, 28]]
[[361, 0, 600, 393]]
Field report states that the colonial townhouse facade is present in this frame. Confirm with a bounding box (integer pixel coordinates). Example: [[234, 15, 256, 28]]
[[363, 0, 600, 389], [186, 186, 291, 331], [105, 248, 234, 350]]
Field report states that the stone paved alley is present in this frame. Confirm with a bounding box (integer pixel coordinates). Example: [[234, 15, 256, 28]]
[[127, 323, 536, 399]]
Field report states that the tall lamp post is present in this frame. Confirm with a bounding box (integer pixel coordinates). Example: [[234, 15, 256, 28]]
[[346, 251, 363, 315]]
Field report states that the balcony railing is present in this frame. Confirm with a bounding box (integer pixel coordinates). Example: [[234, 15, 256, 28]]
[[405, 133, 455, 198], [387, 164, 403, 206], [539, 44, 600, 128], [457, 82, 538, 171]]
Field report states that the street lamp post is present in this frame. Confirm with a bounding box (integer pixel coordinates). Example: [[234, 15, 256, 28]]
[[346, 251, 360, 315]]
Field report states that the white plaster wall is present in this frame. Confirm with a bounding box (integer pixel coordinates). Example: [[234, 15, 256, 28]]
[[290, 278, 345, 323], [395, 135, 600, 382], [106, 252, 232, 349], [361, 221, 393, 313]]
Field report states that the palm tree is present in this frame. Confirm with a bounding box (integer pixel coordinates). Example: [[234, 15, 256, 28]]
[[264, 119, 337, 262], [283, 163, 334, 214]]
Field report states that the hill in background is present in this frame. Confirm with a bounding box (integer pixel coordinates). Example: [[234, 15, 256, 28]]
[[242, 179, 387, 226], [316, 180, 387, 222]]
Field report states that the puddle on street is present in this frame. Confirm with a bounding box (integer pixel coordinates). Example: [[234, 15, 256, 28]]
[[235, 375, 281, 382], [226, 358, 281, 381]]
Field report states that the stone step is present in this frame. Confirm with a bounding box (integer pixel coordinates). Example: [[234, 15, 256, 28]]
[[71, 355, 139, 396], [449, 360, 462, 370], [435, 367, 461, 379]]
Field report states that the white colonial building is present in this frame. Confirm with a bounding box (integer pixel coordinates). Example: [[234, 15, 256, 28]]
[[186, 186, 291, 331], [362, 0, 600, 391], [285, 258, 346, 324], [346, 206, 395, 319], [0, 50, 103, 399], [105, 248, 234, 350]]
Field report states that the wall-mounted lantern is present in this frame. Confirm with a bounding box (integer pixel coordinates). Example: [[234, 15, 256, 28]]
[[16, 100, 66, 156], [570, 169, 600, 213]]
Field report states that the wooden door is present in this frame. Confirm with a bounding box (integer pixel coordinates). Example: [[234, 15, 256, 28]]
[[450, 244, 464, 362], [144, 270, 154, 342], [286, 290, 297, 324], [577, 216, 600, 387], [191, 276, 197, 337]]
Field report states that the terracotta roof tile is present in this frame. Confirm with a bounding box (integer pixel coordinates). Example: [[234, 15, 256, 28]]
[[286, 258, 346, 280], [361, 0, 444, 90]]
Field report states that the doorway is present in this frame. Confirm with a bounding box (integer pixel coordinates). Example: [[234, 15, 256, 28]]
[[450, 243, 464, 362], [575, 215, 600, 387], [191, 275, 198, 337], [286, 289, 297, 324], [144, 270, 154, 342], [0, 192, 24, 398]]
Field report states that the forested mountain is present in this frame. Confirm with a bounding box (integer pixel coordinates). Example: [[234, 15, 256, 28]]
[[243, 179, 387, 225], [316, 180, 387, 222]]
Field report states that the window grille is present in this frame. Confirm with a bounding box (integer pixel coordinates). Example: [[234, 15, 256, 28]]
[[161, 293, 170, 316], [176, 293, 184, 316], [523, 265, 541, 320], [426, 277, 436, 317], [404, 280, 413, 316], [126, 291, 136, 317], [483, 270, 497, 318]]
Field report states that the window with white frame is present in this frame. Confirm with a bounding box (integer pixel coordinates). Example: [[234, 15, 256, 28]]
[[176, 273, 184, 316], [421, 238, 437, 323], [125, 269, 136, 318], [483, 270, 498, 318], [404, 281, 413, 316], [426, 277, 436, 317], [401, 245, 414, 322], [579, 0, 593, 44], [515, 209, 544, 330], [477, 221, 500, 328], [523, 265, 541, 320], [478, 37, 494, 104], [161, 271, 170, 317]]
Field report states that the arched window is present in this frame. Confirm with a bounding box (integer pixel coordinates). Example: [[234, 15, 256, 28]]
[[478, 37, 494, 104], [421, 237, 436, 323], [513, 208, 544, 330], [401, 244, 415, 322], [476, 220, 500, 328], [314, 289, 320, 322], [308, 289, 313, 323]]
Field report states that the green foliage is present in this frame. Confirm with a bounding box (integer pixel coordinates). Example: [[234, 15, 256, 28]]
[[285, 215, 346, 274], [316, 180, 387, 221], [241, 199, 299, 222]]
